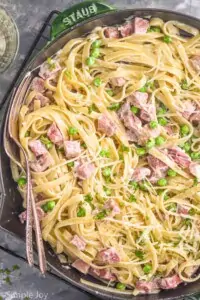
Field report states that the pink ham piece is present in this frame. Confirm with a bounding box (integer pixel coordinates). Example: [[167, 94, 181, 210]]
[[127, 91, 148, 108], [47, 123, 63, 146], [90, 268, 116, 281], [190, 112, 200, 127], [126, 130, 138, 142], [98, 114, 117, 137], [177, 205, 190, 215], [189, 162, 200, 181], [64, 141, 81, 159], [29, 94, 50, 112], [136, 280, 159, 294], [147, 155, 168, 183], [118, 22, 134, 37], [104, 199, 120, 217], [139, 104, 156, 123], [19, 207, 45, 224], [182, 100, 196, 120], [72, 259, 90, 274], [104, 27, 119, 39], [70, 235, 86, 251], [97, 247, 120, 264], [132, 167, 151, 182], [76, 162, 95, 180], [158, 274, 182, 290], [133, 17, 149, 34], [30, 153, 53, 172], [167, 147, 191, 169], [110, 77, 126, 87], [190, 55, 200, 72], [39, 59, 61, 79], [31, 77, 45, 93], [29, 140, 48, 157], [118, 102, 142, 131]]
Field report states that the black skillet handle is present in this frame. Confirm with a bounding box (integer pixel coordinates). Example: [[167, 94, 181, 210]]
[[50, 1, 116, 40]]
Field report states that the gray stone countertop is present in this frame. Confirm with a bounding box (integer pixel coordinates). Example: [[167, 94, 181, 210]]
[[0, 0, 200, 299]]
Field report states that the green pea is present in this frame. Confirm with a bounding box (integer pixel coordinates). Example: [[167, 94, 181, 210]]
[[143, 264, 152, 274], [108, 103, 121, 111], [93, 77, 102, 87], [103, 186, 112, 196], [189, 208, 196, 216], [183, 142, 191, 152], [91, 48, 100, 58], [135, 250, 144, 259], [181, 79, 189, 90], [155, 136, 166, 146], [40, 135, 53, 149], [157, 178, 167, 186], [84, 193, 93, 203], [158, 117, 168, 126], [86, 56, 95, 66], [180, 124, 190, 136], [106, 89, 114, 97], [129, 181, 138, 189], [157, 106, 167, 115], [139, 181, 150, 191], [77, 207, 86, 217], [67, 162, 74, 168], [146, 138, 155, 149], [92, 40, 101, 48], [102, 167, 111, 177], [163, 35, 172, 43], [167, 169, 177, 177], [95, 209, 107, 220], [136, 148, 146, 156], [129, 194, 136, 202], [149, 121, 158, 129], [139, 86, 147, 93], [47, 201, 56, 211], [131, 106, 139, 114], [147, 26, 161, 33], [190, 152, 200, 160], [99, 149, 110, 158], [120, 145, 129, 152], [116, 283, 126, 290], [17, 177, 27, 187], [68, 127, 78, 135]]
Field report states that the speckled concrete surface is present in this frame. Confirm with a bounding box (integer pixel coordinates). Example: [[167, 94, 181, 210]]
[[0, 0, 199, 299]]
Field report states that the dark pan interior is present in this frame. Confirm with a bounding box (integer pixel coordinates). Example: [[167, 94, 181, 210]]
[[1, 8, 200, 300]]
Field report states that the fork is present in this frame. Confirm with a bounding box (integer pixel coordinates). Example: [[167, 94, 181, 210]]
[[4, 74, 47, 274]]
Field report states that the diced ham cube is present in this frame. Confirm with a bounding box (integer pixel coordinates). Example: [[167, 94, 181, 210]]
[[90, 268, 116, 281], [70, 235, 86, 251], [104, 199, 120, 217], [132, 167, 151, 182], [118, 102, 142, 131], [189, 162, 200, 181], [104, 27, 119, 39], [127, 91, 148, 108], [167, 147, 191, 169], [19, 207, 45, 224], [29, 140, 48, 157], [110, 77, 126, 87], [126, 130, 138, 142], [177, 204, 190, 215], [139, 104, 156, 123], [190, 55, 200, 72], [133, 17, 149, 34], [97, 247, 120, 264], [47, 123, 63, 146], [98, 114, 117, 137], [64, 141, 81, 159], [136, 280, 159, 294], [72, 259, 90, 274], [39, 59, 61, 80], [76, 162, 95, 180], [29, 94, 50, 111], [30, 153, 53, 172], [31, 77, 45, 93], [190, 112, 200, 127], [158, 274, 182, 290], [118, 22, 134, 37], [182, 100, 196, 120], [147, 155, 168, 183]]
